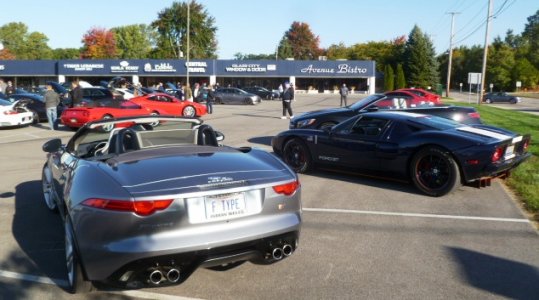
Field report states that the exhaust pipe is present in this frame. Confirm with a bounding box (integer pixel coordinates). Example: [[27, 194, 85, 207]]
[[149, 269, 163, 285], [272, 248, 283, 260], [282, 244, 293, 257], [166, 268, 180, 283]]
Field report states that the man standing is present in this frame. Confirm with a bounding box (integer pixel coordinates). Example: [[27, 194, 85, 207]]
[[206, 85, 215, 114], [44, 84, 60, 130], [5, 81, 15, 96], [281, 82, 294, 119], [339, 83, 349, 107], [69, 81, 83, 107]]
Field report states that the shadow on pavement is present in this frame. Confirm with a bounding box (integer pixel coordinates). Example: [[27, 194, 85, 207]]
[[247, 136, 273, 146], [448, 247, 539, 299]]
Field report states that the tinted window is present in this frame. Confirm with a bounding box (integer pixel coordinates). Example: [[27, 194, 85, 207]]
[[350, 117, 389, 136]]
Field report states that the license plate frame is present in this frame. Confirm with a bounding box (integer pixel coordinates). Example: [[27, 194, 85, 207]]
[[204, 192, 246, 221]]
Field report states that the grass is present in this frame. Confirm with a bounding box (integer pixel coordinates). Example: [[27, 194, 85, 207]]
[[455, 101, 539, 214]]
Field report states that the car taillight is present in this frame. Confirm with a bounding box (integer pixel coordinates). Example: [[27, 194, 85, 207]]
[[492, 146, 504, 162], [3, 110, 18, 115], [523, 139, 530, 152], [82, 198, 173, 216], [272, 180, 300, 196], [468, 112, 481, 119]]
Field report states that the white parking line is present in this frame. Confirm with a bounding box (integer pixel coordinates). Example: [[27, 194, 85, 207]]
[[0, 269, 204, 299], [303, 207, 530, 223]]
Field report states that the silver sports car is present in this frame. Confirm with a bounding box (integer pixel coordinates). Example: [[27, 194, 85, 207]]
[[41, 116, 302, 293]]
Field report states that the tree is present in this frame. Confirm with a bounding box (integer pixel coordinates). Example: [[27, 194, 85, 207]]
[[234, 53, 275, 60], [396, 64, 406, 89], [487, 37, 515, 91], [51, 48, 81, 59], [280, 21, 322, 60], [522, 9, 539, 68], [0, 22, 52, 59], [112, 24, 155, 59], [151, 1, 217, 59], [384, 64, 394, 91], [80, 27, 118, 59], [326, 42, 349, 60], [276, 37, 293, 59], [513, 58, 539, 89], [403, 25, 439, 88]]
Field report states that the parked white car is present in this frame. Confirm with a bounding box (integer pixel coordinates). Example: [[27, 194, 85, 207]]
[[0, 99, 34, 127]]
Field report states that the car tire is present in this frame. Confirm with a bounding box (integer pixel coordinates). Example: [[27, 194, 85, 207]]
[[65, 217, 93, 294], [283, 138, 312, 173], [215, 97, 223, 104], [318, 122, 337, 130], [182, 106, 196, 117], [410, 147, 461, 197], [510, 98, 517, 104], [42, 164, 58, 212], [149, 111, 160, 127], [30, 110, 40, 124], [485, 98, 492, 104], [100, 114, 114, 132]]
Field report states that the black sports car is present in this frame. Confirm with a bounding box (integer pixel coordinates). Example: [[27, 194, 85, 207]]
[[243, 86, 280, 100], [42, 116, 301, 293], [8, 93, 67, 123], [273, 111, 531, 196], [289, 94, 482, 130]]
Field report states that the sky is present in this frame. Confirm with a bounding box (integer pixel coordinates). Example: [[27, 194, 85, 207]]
[[2, 0, 537, 59]]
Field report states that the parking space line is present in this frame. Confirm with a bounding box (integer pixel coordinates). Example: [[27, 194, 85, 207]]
[[0, 269, 65, 286], [303, 207, 530, 223]]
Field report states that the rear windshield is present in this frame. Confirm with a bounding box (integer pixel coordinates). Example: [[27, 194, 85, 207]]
[[407, 115, 462, 130]]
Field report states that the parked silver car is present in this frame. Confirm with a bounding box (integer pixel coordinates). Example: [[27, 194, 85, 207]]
[[41, 116, 301, 293], [214, 87, 262, 105]]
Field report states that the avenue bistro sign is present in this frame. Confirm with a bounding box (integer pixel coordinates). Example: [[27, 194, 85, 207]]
[[301, 64, 369, 75]]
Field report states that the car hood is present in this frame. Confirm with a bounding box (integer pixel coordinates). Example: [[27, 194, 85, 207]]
[[98, 146, 293, 197], [295, 107, 351, 120]]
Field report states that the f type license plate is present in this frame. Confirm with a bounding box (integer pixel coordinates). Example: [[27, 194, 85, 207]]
[[504, 145, 515, 159], [205, 192, 246, 220]]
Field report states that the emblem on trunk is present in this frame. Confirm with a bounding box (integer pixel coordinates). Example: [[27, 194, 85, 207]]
[[208, 176, 234, 184]]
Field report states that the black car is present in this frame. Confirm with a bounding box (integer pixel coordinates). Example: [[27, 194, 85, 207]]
[[289, 94, 481, 130], [243, 86, 280, 100], [8, 93, 66, 123], [482, 92, 520, 104], [273, 111, 531, 196]]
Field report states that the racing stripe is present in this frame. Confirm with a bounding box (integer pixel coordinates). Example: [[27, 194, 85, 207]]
[[456, 126, 512, 141]]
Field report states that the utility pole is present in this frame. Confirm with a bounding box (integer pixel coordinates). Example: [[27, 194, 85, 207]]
[[479, 0, 494, 105], [186, 1, 191, 85], [445, 12, 460, 98]]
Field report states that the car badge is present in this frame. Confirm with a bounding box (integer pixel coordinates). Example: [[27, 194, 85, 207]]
[[208, 176, 234, 184]]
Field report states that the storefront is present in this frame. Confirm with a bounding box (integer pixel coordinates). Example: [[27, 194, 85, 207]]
[[1, 59, 376, 94]]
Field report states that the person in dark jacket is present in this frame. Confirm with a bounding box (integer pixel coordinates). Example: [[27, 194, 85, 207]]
[[44, 84, 61, 130], [206, 85, 215, 114], [5, 81, 15, 96], [69, 81, 83, 107], [280, 82, 294, 119]]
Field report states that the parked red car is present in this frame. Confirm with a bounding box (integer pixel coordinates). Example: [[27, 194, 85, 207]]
[[60, 99, 152, 131], [130, 93, 207, 117], [395, 88, 441, 104], [384, 90, 441, 108]]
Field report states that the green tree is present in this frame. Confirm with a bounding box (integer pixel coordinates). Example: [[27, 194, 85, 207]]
[[280, 21, 322, 60], [151, 1, 217, 59], [80, 27, 118, 59], [522, 9, 539, 69], [0, 22, 52, 59], [51, 48, 81, 59], [234, 53, 275, 60], [513, 57, 539, 89], [396, 64, 406, 89], [487, 37, 515, 91], [384, 64, 394, 91], [403, 25, 439, 88], [276, 37, 293, 59], [112, 24, 155, 59], [326, 42, 349, 60]]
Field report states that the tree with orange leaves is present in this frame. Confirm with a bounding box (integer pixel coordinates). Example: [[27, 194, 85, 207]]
[[81, 27, 118, 59]]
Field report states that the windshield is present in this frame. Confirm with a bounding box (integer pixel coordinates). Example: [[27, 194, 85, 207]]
[[349, 94, 386, 110]]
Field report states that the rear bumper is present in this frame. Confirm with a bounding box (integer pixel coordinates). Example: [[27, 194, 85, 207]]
[[0, 113, 33, 127], [464, 152, 532, 183], [80, 212, 301, 284]]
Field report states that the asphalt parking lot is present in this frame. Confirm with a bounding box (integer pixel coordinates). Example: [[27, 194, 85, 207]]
[[1, 93, 538, 300]]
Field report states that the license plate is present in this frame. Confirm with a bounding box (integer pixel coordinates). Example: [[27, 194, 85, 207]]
[[504, 145, 515, 159], [204, 192, 246, 220]]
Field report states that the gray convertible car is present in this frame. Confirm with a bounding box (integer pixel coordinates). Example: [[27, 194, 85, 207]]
[[41, 116, 301, 293]]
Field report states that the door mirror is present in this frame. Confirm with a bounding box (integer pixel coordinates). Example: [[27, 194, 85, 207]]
[[215, 131, 225, 142], [42, 138, 62, 153]]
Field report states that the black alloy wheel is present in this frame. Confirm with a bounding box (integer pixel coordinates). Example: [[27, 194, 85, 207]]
[[283, 138, 312, 173], [410, 147, 460, 197]]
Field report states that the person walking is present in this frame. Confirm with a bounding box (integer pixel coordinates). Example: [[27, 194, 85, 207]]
[[44, 83, 61, 130], [281, 82, 294, 119], [69, 81, 83, 107], [278, 83, 284, 99], [206, 85, 215, 114], [0, 79, 7, 94], [339, 83, 349, 107], [184, 83, 193, 102]]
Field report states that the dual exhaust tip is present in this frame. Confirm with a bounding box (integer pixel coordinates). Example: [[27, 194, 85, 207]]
[[149, 268, 180, 285], [271, 243, 293, 260]]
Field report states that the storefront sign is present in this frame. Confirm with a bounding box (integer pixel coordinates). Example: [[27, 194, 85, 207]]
[[186, 61, 207, 73], [62, 63, 104, 71], [111, 61, 139, 73], [0, 65, 4, 71], [300, 64, 368, 75], [225, 63, 267, 72], [144, 62, 176, 73]]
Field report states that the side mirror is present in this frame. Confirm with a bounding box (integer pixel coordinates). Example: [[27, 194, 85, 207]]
[[42, 138, 62, 153], [215, 131, 225, 142]]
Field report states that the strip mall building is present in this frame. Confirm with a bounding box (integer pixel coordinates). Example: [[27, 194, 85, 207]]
[[0, 59, 376, 94]]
